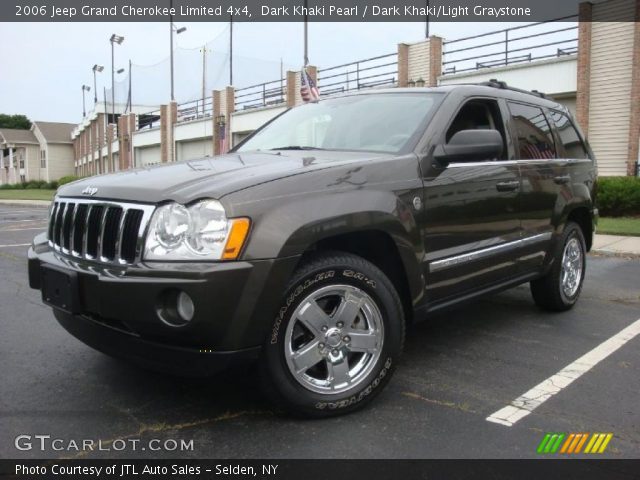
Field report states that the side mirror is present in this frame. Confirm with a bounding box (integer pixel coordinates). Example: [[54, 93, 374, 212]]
[[434, 129, 504, 165]]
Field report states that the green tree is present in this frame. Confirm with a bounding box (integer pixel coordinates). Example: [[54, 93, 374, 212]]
[[0, 114, 32, 130]]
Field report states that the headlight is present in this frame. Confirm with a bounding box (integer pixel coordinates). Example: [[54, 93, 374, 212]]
[[144, 200, 250, 261]]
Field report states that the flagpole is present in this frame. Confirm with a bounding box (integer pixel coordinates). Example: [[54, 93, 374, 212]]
[[303, 0, 309, 66]]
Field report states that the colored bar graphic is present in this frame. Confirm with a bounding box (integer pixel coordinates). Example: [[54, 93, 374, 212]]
[[538, 433, 613, 454], [560, 433, 575, 453], [574, 433, 589, 453], [598, 433, 613, 453], [537, 433, 552, 454]]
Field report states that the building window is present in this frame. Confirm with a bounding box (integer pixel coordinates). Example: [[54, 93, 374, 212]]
[[40, 150, 47, 168]]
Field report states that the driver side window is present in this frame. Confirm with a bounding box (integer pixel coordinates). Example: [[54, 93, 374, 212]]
[[446, 99, 508, 160]]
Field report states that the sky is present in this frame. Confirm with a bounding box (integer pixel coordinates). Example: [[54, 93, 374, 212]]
[[0, 21, 527, 124]]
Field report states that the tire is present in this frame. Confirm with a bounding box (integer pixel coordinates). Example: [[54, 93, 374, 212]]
[[530, 222, 586, 312], [260, 251, 405, 417]]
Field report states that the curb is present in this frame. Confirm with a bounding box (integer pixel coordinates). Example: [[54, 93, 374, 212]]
[[0, 200, 51, 207], [590, 249, 640, 259]]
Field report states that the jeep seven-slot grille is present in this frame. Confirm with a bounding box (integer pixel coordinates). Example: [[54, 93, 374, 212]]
[[48, 199, 153, 265]]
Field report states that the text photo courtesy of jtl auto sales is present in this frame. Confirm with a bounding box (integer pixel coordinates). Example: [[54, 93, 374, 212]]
[[1, 0, 639, 478]]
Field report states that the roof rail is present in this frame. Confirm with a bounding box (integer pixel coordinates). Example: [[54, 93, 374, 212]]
[[478, 78, 549, 99]]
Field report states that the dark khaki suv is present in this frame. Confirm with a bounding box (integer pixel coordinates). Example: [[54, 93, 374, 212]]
[[29, 81, 597, 416]]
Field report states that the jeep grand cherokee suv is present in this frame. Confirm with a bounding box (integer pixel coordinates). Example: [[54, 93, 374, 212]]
[[29, 83, 597, 416]]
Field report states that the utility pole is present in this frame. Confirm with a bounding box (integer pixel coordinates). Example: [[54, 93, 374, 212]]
[[229, 15, 233, 85], [170, 0, 175, 101], [425, 0, 430, 38], [200, 46, 209, 115]]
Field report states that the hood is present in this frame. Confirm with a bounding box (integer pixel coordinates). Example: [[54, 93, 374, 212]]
[[58, 150, 391, 204]]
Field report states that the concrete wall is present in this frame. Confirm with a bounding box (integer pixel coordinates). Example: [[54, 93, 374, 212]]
[[439, 56, 578, 96]]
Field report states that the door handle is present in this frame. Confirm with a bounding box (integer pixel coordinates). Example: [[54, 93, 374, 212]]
[[495, 181, 520, 192], [554, 175, 571, 185]]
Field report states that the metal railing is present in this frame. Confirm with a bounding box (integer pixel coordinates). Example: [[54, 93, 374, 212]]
[[177, 97, 213, 123], [137, 109, 161, 130], [442, 15, 578, 75], [318, 52, 398, 97], [235, 78, 286, 110]]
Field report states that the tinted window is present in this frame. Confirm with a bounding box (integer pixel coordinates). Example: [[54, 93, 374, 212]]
[[508, 102, 556, 160], [446, 99, 507, 160], [549, 110, 588, 159]]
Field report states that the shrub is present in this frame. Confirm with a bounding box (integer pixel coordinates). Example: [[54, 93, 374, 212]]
[[597, 176, 640, 217], [57, 175, 80, 186], [40, 181, 58, 190], [25, 180, 47, 189]]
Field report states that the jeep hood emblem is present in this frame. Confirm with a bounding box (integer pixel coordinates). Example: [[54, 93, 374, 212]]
[[81, 186, 98, 196]]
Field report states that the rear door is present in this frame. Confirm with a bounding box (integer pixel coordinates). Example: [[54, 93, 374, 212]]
[[507, 101, 565, 274]]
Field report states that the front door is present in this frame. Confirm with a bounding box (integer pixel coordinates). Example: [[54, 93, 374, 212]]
[[420, 97, 521, 304]]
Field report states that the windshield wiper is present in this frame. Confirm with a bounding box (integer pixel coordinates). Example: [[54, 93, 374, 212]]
[[269, 146, 325, 151]]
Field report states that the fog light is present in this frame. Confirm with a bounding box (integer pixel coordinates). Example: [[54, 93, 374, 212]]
[[177, 291, 195, 322]]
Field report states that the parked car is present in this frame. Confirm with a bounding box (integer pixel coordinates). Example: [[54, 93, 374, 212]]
[[28, 82, 598, 417]]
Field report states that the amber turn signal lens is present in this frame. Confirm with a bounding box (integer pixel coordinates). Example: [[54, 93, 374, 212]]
[[222, 218, 251, 260]]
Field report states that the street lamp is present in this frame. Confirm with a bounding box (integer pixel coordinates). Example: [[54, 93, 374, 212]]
[[110, 34, 125, 124], [81, 85, 91, 118], [169, 0, 187, 101], [92, 64, 104, 103]]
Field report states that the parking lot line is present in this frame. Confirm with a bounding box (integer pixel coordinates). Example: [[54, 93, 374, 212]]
[[0, 243, 30, 248], [486, 317, 640, 427]]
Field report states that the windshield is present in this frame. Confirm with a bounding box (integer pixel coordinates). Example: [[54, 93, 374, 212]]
[[236, 93, 442, 154]]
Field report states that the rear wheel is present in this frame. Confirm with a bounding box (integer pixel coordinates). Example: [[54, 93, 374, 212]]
[[260, 252, 404, 417], [530, 222, 586, 311]]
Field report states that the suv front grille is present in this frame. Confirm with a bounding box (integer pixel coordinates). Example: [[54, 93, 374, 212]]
[[48, 198, 155, 265]]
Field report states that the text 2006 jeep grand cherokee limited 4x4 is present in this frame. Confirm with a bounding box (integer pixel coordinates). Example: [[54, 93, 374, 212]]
[[29, 82, 597, 417]]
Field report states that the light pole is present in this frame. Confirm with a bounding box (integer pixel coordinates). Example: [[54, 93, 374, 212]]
[[81, 85, 91, 118], [110, 34, 124, 124], [92, 64, 104, 103], [169, 0, 186, 102]]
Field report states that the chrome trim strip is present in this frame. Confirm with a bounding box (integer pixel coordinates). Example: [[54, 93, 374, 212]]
[[114, 207, 129, 264], [96, 206, 111, 262], [82, 204, 93, 258], [447, 158, 592, 168], [69, 203, 79, 255], [60, 202, 73, 254], [429, 232, 552, 273]]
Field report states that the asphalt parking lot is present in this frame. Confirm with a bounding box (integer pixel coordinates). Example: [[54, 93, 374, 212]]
[[0, 203, 638, 459]]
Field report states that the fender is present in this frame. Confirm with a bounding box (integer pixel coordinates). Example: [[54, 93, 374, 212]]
[[242, 189, 425, 305]]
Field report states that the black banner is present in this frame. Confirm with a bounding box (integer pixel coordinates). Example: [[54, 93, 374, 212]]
[[0, 0, 611, 23], [2, 460, 640, 480]]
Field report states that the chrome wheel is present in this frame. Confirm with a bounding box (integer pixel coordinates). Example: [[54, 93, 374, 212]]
[[561, 237, 583, 298], [284, 284, 384, 395]]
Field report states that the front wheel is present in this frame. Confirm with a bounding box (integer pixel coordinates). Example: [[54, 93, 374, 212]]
[[530, 221, 586, 311], [260, 252, 405, 417]]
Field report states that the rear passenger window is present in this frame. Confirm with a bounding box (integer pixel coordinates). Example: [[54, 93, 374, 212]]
[[549, 111, 588, 159], [508, 102, 556, 160]]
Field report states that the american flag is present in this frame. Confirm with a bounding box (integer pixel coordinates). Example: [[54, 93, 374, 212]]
[[218, 122, 227, 154], [300, 67, 320, 103]]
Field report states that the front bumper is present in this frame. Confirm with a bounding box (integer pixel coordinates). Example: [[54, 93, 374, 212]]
[[28, 233, 300, 375]]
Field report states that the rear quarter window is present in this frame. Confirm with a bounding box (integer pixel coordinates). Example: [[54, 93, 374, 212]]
[[549, 110, 589, 159]]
